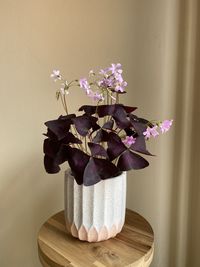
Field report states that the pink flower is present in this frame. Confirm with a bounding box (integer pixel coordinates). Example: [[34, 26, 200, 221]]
[[160, 120, 173, 133], [79, 78, 91, 95], [123, 136, 136, 146], [99, 67, 110, 76], [109, 63, 122, 74], [143, 127, 151, 139], [89, 91, 104, 101], [50, 70, 61, 82], [115, 81, 127, 92], [143, 126, 159, 139], [150, 126, 159, 137]]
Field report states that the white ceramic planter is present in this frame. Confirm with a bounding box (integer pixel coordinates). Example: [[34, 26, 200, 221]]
[[64, 169, 127, 242]]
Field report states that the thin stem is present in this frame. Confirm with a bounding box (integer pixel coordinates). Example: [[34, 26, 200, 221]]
[[60, 95, 67, 113], [107, 90, 109, 105], [85, 137, 88, 153], [63, 95, 68, 114], [116, 93, 119, 104]]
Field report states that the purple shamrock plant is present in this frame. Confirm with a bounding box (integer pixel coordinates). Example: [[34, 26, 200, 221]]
[[43, 64, 173, 186]]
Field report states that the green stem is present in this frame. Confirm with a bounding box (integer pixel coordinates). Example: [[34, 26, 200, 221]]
[[116, 93, 119, 104], [60, 95, 66, 113], [63, 95, 68, 114]]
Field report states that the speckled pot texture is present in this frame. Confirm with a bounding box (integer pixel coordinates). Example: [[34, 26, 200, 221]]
[[64, 169, 127, 242]]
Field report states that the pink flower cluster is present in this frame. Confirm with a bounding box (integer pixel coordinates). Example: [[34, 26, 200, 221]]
[[79, 78, 104, 101], [123, 136, 136, 146], [143, 120, 173, 139], [98, 63, 128, 93], [79, 63, 127, 101]]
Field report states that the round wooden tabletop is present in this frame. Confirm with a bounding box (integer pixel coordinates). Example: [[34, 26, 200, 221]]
[[37, 209, 154, 267]]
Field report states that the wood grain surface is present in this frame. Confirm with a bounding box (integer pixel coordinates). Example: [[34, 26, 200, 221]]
[[37, 209, 154, 267]]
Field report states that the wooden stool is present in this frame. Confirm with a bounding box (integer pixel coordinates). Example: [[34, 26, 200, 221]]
[[37, 209, 154, 267]]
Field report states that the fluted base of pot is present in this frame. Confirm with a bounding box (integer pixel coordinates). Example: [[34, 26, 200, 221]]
[[65, 220, 124, 242], [64, 169, 127, 242]]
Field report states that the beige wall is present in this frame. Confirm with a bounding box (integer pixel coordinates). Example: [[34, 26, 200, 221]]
[[1, 1, 198, 267]]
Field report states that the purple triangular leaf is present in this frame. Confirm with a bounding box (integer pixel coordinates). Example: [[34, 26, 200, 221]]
[[44, 155, 61, 173], [43, 138, 60, 158], [92, 129, 110, 143], [129, 120, 148, 136], [78, 105, 96, 115], [88, 142, 108, 158], [58, 114, 76, 120], [107, 132, 126, 160], [62, 132, 82, 144], [124, 127, 136, 136], [67, 147, 90, 185], [96, 104, 134, 118], [43, 129, 58, 140], [72, 115, 99, 137], [113, 105, 131, 129], [129, 114, 153, 135], [123, 106, 137, 113], [117, 150, 149, 171], [94, 158, 121, 180], [96, 105, 116, 117], [102, 120, 114, 130], [53, 144, 69, 165], [79, 104, 137, 117], [83, 158, 101, 186], [83, 158, 120, 186], [45, 117, 72, 140], [130, 136, 154, 156], [43, 140, 69, 169]]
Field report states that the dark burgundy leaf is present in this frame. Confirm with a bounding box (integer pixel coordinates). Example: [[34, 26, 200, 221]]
[[124, 127, 136, 136], [44, 155, 60, 173], [43, 138, 60, 158], [58, 114, 76, 120], [62, 132, 82, 144], [79, 104, 137, 117], [130, 136, 154, 156], [91, 120, 101, 132], [67, 147, 90, 185], [102, 120, 114, 130], [123, 106, 137, 114], [93, 129, 110, 143], [83, 158, 120, 186], [88, 142, 108, 158], [96, 104, 134, 118], [97, 105, 116, 117], [83, 158, 101, 186], [129, 119, 148, 136], [117, 150, 149, 171], [45, 119, 71, 140], [129, 114, 153, 135], [43, 140, 69, 169], [79, 105, 115, 117], [113, 105, 131, 129], [107, 132, 126, 160], [94, 158, 121, 180], [72, 115, 99, 136], [78, 105, 96, 115], [43, 129, 58, 140], [53, 144, 69, 165]]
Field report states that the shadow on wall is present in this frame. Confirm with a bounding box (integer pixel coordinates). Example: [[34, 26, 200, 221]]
[[0, 156, 63, 267]]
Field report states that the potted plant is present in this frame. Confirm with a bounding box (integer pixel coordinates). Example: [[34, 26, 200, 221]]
[[43, 64, 173, 242]]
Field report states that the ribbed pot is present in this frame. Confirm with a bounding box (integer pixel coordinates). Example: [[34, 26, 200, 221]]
[[64, 169, 127, 242]]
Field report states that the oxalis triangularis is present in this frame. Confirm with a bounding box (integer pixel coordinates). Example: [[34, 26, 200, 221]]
[[43, 64, 173, 186]]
